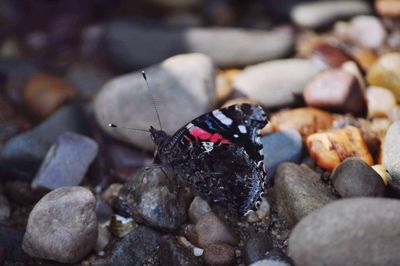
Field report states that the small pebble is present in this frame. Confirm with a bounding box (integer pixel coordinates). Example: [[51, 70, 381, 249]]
[[95, 224, 111, 252], [375, 0, 400, 18], [203, 243, 235, 266], [311, 43, 350, 68], [367, 86, 397, 118], [383, 121, 400, 190], [189, 196, 212, 223], [372, 164, 389, 186], [101, 183, 123, 208], [347, 15, 386, 49]]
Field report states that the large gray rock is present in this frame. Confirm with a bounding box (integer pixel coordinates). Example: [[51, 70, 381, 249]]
[[103, 19, 294, 69], [274, 163, 337, 227], [383, 121, 400, 189], [233, 59, 322, 109], [22, 186, 98, 263], [94, 53, 216, 151], [291, 1, 371, 29], [289, 198, 400, 266]]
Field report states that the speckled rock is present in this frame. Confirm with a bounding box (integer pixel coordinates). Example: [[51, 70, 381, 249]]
[[274, 163, 337, 227], [383, 121, 400, 190], [95, 53, 216, 151], [203, 243, 235, 266], [289, 198, 400, 266], [233, 59, 322, 109], [22, 186, 98, 263]]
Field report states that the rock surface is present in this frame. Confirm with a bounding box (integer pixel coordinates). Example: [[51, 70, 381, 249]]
[[203, 243, 235, 266], [188, 196, 212, 223], [367, 86, 397, 118], [347, 15, 386, 50], [159, 235, 200, 266], [22, 186, 98, 263], [383, 121, 400, 190], [95, 53, 216, 151], [289, 198, 400, 266]]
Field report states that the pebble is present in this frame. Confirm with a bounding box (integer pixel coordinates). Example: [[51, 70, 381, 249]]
[[0, 193, 10, 222], [233, 59, 322, 109], [331, 157, 385, 197], [274, 163, 336, 227], [103, 19, 293, 69], [383, 121, 400, 190], [347, 16, 386, 50], [203, 243, 235, 266], [101, 183, 123, 208], [107, 225, 160, 266], [261, 129, 303, 184], [290, 1, 371, 29], [94, 53, 216, 151], [0, 103, 89, 180], [195, 212, 238, 248], [306, 126, 373, 171], [95, 224, 111, 252], [22, 186, 98, 263], [270, 107, 333, 139], [288, 198, 400, 266], [188, 196, 212, 223], [367, 86, 397, 118], [117, 165, 189, 231], [244, 233, 273, 265], [311, 43, 350, 68], [159, 235, 201, 266], [372, 164, 389, 186], [256, 197, 271, 221], [250, 249, 294, 266], [216, 69, 240, 101], [23, 73, 76, 118], [375, 0, 400, 18], [367, 53, 400, 101], [31, 132, 98, 191], [303, 69, 367, 115]]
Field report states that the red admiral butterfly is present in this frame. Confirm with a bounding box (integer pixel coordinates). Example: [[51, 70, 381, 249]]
[[110, 72, 268, 215]]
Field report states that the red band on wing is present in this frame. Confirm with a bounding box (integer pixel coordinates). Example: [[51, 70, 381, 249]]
[[189, 127, 231, 144]]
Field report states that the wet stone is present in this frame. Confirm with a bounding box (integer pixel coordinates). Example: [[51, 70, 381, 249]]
[[31, 132, 98, 191], [203, 243, 235, 266], [117, 165, 189, 231], [159, 235, 201, 266]]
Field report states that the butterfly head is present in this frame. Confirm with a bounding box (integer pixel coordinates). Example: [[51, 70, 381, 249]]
[[149, 126, 169, 146]]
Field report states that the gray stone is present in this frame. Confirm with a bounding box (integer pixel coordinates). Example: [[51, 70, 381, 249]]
[[0, 103, 89, 180], [158, 235, 200, 266], [233, 59, 322, 109], [31, 132, 98, 191], [22, 186, 98, 263], [288, 198, 400, 266], [103, 19, 294, 69], [262, 129, 303, 184], [203, 243, 235, 266], [107, 225, 160, 266], [274, 163, 337, 227], [331, 157, 385, 197], [383, 121, 400, 190], [291, 1, 371, 29], [348, 15, 387, 50], [188, 196, 212, 223], [117, 165, 189, 231], [94, 53, 216, 151]]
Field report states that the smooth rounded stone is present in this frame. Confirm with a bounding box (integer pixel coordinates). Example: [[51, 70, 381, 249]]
[[159, 235, 201, 266], [0, 193, 10, 222], [22, 186, 98, 263], [262, 129, 302, 184], [306, 126, 373, 171], [31, 132, 98, 191], [372, 164, 389, 186], [107, 225, 160, 266], [367, 86, 397, 118], [304, 69, 367, 115], [95, 53, 216, 151], [195, 212, 238, 248], [23, 73, 76, 118], [103, 19, 293, 69], [347, 16, 386, 50], [117, 165, 189, 231], [233, 59, 322, 109], [331, 158, 385, 197], [270, 107, 333, 139], [65, 63, 112, 99], [288, 198, 400, 266], [274, 163, 337, 227], [250, 249, 294, 266], [244, 232, 273, 265], [0, 103, 89, 180], [376, 0, 400, 17], [189, 196, 212, 223], [291, 1, 371, 29], [203, 243, 235, 266], [367, 53, 400, 101], [383, 121, 400, 189]]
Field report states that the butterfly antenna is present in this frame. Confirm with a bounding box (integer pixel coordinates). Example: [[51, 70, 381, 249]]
[[142, 71, 163, 131], [108, 123, 149, 133]]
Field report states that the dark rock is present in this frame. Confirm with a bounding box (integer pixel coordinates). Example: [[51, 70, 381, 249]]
[[0, 103, 90, 180], [0, 225, 30, 263], [0, 193, 10, 222], [274, 163, 337, 227], [188, 196, 212, 223], [331, 157, 385, 197], [244, 232, 273, 265], [203, 243, 235, 266], [117, 165, 190, 231], [4, 181, 37, 205], [159, 235, 200, 266], [31, 132, 98, 191], [107, 226, 160, 266], [22, 186, 98, 263], [289, 198, 400, 266], [96, 196, 113, 224]]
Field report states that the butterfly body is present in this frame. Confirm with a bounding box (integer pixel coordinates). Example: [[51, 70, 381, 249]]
[[150, 103, 268, 215]]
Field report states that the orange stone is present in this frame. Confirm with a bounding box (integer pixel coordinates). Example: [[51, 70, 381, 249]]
[[270, 107, 333, 138], [216, 69, 241, 101], [221, 97, 260, 108], [306, 126, 374, 171], [23, 73, 76, 118], [375, 0, 400, 18]]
